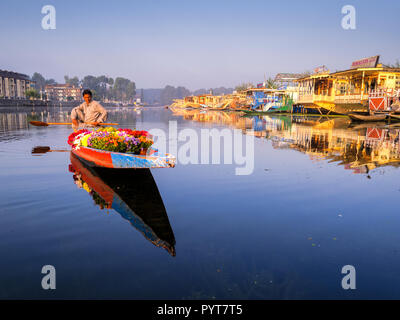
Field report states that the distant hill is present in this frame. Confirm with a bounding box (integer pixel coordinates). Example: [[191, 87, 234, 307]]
[[139, 88, 163, 105], [160, 86, 191, 105], [192, 87, 234, 96], [139, 86, 234, 105]]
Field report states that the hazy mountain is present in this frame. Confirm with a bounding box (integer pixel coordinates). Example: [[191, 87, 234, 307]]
[[160, 86, 191, 105], [139, 88, 163, 104], [140, 86, 234, 105], [192, 87, 234, 96]]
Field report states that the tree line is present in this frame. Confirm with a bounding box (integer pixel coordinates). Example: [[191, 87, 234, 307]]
[[30, 72, 136, 102]]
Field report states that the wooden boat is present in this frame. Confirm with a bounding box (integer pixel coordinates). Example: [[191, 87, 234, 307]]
[[69, 153, 176, 256], [387, 114, 400, 122], [72, 146, 176, 169], [348, 113, 387, 122]]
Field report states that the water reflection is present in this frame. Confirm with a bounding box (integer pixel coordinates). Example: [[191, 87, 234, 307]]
[[0, 106, 138, 137], [250, 115, 400, 174], [69, 153, 176, 256], [170, 109, 400, 175], [171, 108, 254, 129]]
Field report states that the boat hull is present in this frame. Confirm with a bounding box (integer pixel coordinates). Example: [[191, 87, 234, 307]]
[[388, 114, 400, 122], [348, 113, 387, 122], [71, 146, 176, 169]]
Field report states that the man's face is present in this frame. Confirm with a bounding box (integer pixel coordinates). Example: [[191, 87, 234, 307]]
[[83, 94, 92, 104]]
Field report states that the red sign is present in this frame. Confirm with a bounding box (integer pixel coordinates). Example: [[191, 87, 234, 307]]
[[351, 55, 380, 69], [369, 97, 387, 111]]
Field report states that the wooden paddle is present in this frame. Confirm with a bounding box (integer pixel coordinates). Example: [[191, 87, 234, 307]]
[[29, 121, 119, 127], [32, 146, 69, 154]]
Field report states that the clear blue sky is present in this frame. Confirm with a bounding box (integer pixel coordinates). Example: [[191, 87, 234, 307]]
[[1, 0, 399, 90]]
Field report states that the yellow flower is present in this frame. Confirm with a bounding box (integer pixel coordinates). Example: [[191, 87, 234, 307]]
[[81, 133, 92, 147], [82, 182, 91, 193]]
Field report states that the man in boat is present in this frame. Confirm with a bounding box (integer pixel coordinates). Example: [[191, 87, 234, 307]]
[[71, 89, 108, 129]]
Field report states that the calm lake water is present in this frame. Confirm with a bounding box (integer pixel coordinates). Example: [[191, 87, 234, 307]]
[[1, 105, 400, 299]]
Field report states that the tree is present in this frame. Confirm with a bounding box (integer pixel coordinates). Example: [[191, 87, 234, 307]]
[[25, 88, 40, 99], [80, 75, 123, 101], [160, 85, 190, 105], [193, 87, 234, 96], [64, 75, 80, 87], [90, 89, 102, 101], [82, 75, 98, 90], [113, 77, 136, 102], [301, 70, 313, 77], [386, 60, 400, 68], [96, 75, 112, 100], [265, 77, 278, 89], [235, 82, 254, 92], [176, 86, 190, 99], [31, 72, 46, 91], [45, 79, 57, 85], [32, 73, 59, 90]]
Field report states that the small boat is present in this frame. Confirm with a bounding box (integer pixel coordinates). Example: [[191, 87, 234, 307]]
[[72, 146, 176, 169], [348, 113, 387, 122], [388, 114, 400, 122]]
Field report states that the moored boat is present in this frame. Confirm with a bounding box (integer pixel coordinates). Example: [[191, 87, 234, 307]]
[[387, 114, 400, 122], [348, 113, 387, 122]]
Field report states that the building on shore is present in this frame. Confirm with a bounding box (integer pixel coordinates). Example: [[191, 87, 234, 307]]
[[45, 83, 82, 101], [295, 56, 400, 114], [0, 70, 35, 99]]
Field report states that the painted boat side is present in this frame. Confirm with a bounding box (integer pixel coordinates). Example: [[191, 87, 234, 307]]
[[72, 146, 175, 169]]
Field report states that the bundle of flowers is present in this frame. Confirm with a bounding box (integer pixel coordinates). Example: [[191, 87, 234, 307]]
[[68, 127, 153, 154]]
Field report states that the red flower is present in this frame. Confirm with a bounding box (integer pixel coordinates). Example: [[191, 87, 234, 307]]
[[68, 129, 90, 146], [119, 129, 150, 138]]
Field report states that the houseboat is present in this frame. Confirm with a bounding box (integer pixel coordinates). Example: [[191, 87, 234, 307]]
[[243, 88, 295, 113], [295, 56, 400, 115]]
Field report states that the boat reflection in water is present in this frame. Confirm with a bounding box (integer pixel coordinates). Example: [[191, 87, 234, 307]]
[[69, 153, 176, 256], [170, 109, 400, 175], [248, 115, 400, 175]]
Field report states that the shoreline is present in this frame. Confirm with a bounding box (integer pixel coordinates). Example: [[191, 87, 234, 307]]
[[0, 99, 134, 109]]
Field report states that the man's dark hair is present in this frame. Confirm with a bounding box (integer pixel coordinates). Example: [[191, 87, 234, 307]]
[[82, 89, 92, 97]]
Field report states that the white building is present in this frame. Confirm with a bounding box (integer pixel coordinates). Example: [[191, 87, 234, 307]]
[[0, 70, 34, 99]]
